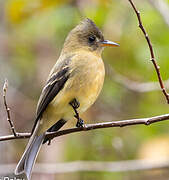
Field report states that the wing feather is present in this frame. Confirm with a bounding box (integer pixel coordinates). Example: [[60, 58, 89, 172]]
[[36, 67, 69, 120], [31, 58, 71, 133]]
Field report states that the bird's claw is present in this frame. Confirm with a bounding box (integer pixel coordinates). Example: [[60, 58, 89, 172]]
[[75, 117, 84, 128], [69, 98, 80, 109]]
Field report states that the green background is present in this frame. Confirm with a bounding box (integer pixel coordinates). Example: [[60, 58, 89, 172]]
[[0, 0, 169, 179]]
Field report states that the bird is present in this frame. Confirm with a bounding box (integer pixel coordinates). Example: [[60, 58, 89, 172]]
[[15, 18, 119, 180]]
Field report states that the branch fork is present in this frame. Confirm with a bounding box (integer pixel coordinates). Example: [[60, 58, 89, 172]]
[[0, 0, 169, 144]]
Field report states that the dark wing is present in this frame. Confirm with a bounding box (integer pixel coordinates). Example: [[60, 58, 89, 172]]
[[31, 66, 70, 134], [43, 119, 67, 144]]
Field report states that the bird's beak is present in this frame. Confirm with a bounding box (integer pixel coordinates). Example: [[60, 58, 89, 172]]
[[101, 40, 119, 47]]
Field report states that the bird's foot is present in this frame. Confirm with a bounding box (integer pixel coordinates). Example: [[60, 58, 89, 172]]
[[75, 116, 84, 128], [69, 98, 84, 128], [69, 98, 80, 109]]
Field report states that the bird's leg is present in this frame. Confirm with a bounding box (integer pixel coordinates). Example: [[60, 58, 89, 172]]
[[69, 98, 84, 127]]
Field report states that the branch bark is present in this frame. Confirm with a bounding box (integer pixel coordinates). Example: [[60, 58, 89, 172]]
[[106, 64, 169, 93], [3, 79, 17, 137], [0, 0, 169, 147], [1, 113, 169, 142], [1, 159, 169, 174], [128, 0, 169, 103]]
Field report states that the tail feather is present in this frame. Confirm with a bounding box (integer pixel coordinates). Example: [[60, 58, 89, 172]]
[[15, 118, 66, 179], [15, 134, 45, 180]]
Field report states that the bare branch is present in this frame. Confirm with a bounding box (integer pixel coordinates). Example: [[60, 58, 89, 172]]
[[3, 79, 17, 137], [106, 64, 169, 92], [128, 0, 169, 103], [1, 159, 169, 174], [0, 113, 169, 142], [0, 1, 168, 157], [34, 159, 169, 173], [0, 133, 30, 142]]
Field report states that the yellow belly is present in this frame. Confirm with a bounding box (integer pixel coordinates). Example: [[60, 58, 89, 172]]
[[64, 53, 105, 115], [41, 52, 105, 132]]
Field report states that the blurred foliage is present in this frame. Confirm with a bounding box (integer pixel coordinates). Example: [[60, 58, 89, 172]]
[[0, 0, 169, 180]]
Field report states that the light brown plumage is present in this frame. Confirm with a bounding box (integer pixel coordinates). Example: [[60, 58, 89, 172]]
[[42, 50, 105, 133], [15, 18, 119, 180]]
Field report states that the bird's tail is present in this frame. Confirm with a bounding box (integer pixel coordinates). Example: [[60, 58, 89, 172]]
[[15, 133, 45, 180]]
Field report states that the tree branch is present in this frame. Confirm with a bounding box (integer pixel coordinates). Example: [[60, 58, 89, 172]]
[[1, 159, 169, 174], [0, 0, 169, 147], [106, 64, 169, 93], [128, 0, 169, 103], [0, 113, 169, 142], [3, 79, 17, 137], [33, 159, 169, 173]]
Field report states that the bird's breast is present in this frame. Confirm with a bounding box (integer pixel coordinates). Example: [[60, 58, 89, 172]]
[[48, 52, 105, 122], [68, 53, 105, 113]]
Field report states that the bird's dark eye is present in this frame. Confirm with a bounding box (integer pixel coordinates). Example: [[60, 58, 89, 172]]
[[88, 35, 96, 43]]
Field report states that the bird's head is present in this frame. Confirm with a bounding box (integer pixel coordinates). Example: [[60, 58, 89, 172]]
[[62, 18, 119, 56]]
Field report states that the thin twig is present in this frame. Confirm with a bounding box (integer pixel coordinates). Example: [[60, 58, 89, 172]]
[[0, 113, 169, 142], [0, 1, 169, 147], [34, 159, 169, 173], [1, 159, 169, 174], [3, 79, 17, 137], [106, 64, 169, 92], [128, 0, 169, 103]]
